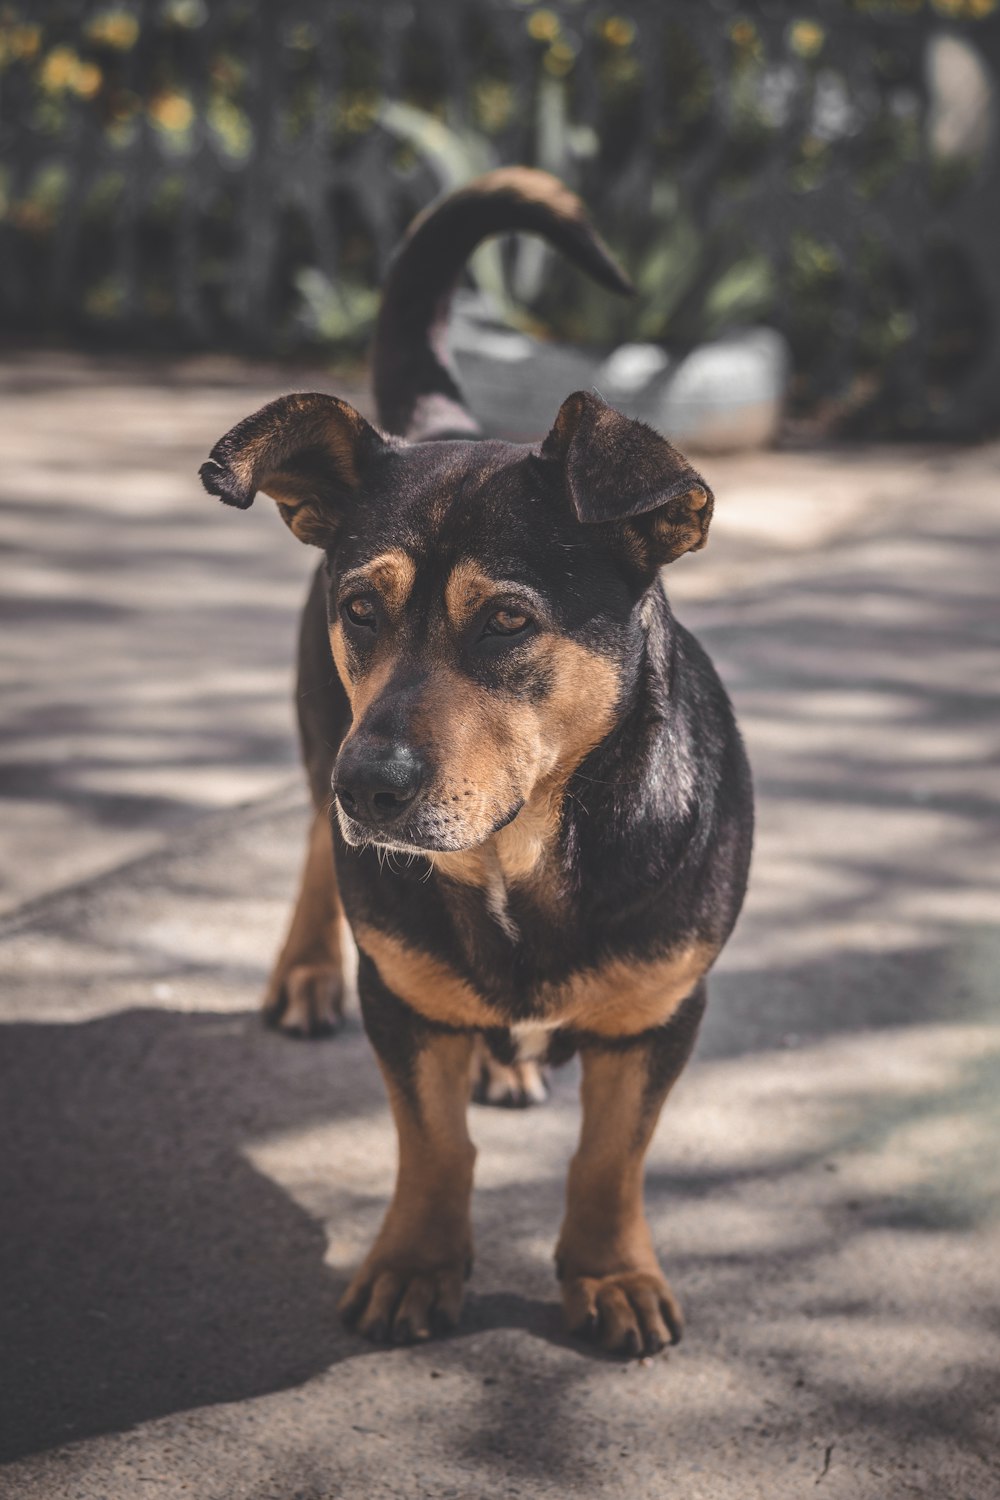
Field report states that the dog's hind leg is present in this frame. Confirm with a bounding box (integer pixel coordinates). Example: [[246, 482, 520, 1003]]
[[262, 809, 345, 1037], [470, 1035, 549, 1108], [555, 984, 707, 1357]]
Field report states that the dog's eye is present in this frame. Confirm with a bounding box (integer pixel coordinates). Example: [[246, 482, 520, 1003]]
[[484, 608, 531, 637], [343, 596, 377, 629]]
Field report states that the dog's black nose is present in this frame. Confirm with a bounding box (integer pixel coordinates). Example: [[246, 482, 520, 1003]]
[[334, 744, 425, 827]]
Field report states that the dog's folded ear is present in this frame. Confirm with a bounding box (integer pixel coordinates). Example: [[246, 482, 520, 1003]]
[[540, 391, 713, 572], [199, 393, 388, 547]]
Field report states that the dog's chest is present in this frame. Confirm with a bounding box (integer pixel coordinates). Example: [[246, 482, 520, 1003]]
[[355, 901, 710, 1040], [437, 873, 711, 1037], [445, 862, 584, 1006], [344, 824, 713, 1038]]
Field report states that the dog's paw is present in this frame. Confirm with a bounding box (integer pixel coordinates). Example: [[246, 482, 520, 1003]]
[[263, 962, 344, 1038], [338, 1257, 468, 1344], [472, 1054, 549, 1109], [561, 1269, 683, 1357]]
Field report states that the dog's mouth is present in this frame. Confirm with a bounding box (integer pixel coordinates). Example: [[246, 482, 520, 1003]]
[[334, 798, 524, 856]]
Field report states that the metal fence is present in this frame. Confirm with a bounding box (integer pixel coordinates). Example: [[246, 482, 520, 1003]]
[[3, 0, 999, 435]]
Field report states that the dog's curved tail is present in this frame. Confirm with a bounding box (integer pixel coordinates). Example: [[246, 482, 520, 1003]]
[[373, 167, 633, 442]]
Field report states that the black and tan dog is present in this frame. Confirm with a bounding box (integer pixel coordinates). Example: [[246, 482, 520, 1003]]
[[200, 169, 753, 1357]]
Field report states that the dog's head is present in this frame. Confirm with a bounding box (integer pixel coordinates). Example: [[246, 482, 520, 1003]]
[[201, 391, 712, 857]]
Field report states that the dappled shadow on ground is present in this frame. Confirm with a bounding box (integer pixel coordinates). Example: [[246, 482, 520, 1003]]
[[0, 999, 578, 1462], [2, 927, 998, 1471], [0, 374, 324, 913], [0, 1008, 354, 1461], [3, 375, 999, 1489]]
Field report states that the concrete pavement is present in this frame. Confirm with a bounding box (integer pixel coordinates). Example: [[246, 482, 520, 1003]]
[[1, 354, 999, 1498]]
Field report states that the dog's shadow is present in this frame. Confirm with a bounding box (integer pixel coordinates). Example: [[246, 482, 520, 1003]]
[[9, 929, 986, 1465], [0, 1006, 588, 1464]]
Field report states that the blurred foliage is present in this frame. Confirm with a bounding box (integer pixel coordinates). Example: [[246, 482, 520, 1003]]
[[1, 0, 999, 432]]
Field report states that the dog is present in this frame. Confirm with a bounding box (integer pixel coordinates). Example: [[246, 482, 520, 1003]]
[[199, 168, 753, 1357]]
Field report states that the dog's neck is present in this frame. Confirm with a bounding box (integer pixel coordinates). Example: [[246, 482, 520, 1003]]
[[429, 776, 565, 913]]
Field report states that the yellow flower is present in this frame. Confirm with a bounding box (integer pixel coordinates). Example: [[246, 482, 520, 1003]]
[[8, 24, 41, 61], [72, 61, 102, 98], [544, 39, 575, 76], [601, 17, 636, 48], [86, 12, 140, 51], [40, 46, 79, 92], [789, 20, 825, 57], [149, 91, 194, 132], [527, 9, 560, 42]]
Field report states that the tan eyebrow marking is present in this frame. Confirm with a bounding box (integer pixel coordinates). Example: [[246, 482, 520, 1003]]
[[444, 560, 536, 631], [340, 549, 416, 619]]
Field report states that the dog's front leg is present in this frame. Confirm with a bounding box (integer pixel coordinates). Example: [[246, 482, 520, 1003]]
[[555, 985, 706, 1357], [339, 975, 476, 1344], [263, 810, 345, 1037]]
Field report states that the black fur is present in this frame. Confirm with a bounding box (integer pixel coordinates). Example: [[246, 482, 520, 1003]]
[[373, 166, 633, 441], [202, 169, 753, 1071], [292, 434, 751, 1050]]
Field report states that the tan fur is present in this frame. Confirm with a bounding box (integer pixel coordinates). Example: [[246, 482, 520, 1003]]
[[340, 549, 417, 620], [329, 551, 622, 857], [555, 1045, 686, 1350], [254, 396, 365, 492], [424, 630, 619, 886], [329, 552, 418, 703], [338, 1030, 476, 1340], [404, 167, 587, 252], [428, 779, 564, 889], [241, 396, 369, 546], [557, 1046, 661, 1280], [355, 923, 714, 1038], [649, 486, 711, 561], [376, 1034, 476, 1252], [551, 942, 714, 1035], [493, 791, 564, 882], [263, 810, 345, 1032], [320, 404, 364, 490], [329, 618, 351, 697], [414, 628, 621, 857], [409, 663, 544, 839], [276, 496, 338, 549], [480, 165, 588, 220], [470, 1037, 548, 1107], [354, 923, 501, 1029], [443, 560, 509, 631], [328, 623, 395, 719]]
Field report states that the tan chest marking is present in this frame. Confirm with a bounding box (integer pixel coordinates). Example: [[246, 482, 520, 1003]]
[[544, 943, 714, 1035], [354, 924, 501, 1030], [354, 924, 714, 1039]]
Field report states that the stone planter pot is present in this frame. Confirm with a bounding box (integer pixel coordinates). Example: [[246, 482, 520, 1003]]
[[450, 312, 788, 453]]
